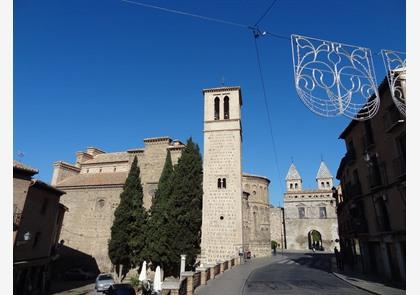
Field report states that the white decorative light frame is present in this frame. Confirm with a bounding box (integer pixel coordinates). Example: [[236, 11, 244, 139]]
[[381, 50, 406, 117], [291, 34, 380, 120]]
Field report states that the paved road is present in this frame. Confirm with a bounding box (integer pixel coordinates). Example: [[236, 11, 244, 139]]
[[197, 252, 371, 295], [49, 282, 98, 295]]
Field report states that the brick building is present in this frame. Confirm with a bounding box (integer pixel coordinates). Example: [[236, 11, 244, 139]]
[[13, 161, 67, 295], [336, 78, 406, 282]]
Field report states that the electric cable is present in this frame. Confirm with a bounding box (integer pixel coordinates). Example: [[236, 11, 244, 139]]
[[254, 0, 279, 27], [121, 0, 250, 29], [252, 35, 283, 183]]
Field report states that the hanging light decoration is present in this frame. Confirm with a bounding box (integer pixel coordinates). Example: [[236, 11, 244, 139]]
[[381, 50, 406, 117], [291, 34, 380, 121]]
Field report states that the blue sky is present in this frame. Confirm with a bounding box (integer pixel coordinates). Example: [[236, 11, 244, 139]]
[[14, 0, 405, 206]]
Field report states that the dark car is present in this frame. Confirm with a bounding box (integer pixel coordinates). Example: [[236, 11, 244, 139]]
[[105, 284, 136, 295]]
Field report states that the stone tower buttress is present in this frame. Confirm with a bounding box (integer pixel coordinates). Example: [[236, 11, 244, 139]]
[[201, 86, 244, 265]]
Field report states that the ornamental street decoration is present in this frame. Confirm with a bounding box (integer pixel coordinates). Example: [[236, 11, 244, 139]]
[[291, 34, 380, 121], [381, 50, 406, 117]]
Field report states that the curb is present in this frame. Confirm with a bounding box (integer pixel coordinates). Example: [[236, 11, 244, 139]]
[[330, 271, 381, 295]]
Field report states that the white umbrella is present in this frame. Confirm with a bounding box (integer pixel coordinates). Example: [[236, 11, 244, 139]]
[[153, 266, 162, 292], [139, 261, 147, 282]]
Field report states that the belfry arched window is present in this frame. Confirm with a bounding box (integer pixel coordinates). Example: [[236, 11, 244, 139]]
[[295, 183, 298, 189], [290, 183, 293, 189], [217, 178, 222, 189], [224, 96, 230, 119], [214, 97, 220, 120], [222, 178, 227, 188]]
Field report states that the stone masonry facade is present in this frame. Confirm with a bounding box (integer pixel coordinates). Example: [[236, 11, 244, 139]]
[[52, 86, 277, 272], [269, 206, 286, 250], [242, 173, 271, 257], [52, 137, 185, 271], [201, 86, 244, 265], [283, 162, 339, 252]]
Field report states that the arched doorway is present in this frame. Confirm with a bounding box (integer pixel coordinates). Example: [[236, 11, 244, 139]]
[[308, 230, 323, 250]]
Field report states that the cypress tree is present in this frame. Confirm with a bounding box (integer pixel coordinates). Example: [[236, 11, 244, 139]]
[[145, 151, 177, 273], [108, 156, 147, 278], [166, 137, 203, 274]]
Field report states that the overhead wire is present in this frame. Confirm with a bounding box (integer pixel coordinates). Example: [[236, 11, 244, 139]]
[[254, 0, 279, 27], [121, 0, 250, 29], [121, 0, 287, 181], [120, 0, 291, 41], [252, 35, 283, 181]]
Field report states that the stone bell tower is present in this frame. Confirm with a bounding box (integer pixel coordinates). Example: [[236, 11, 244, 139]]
[[201, 86, 243, 265]]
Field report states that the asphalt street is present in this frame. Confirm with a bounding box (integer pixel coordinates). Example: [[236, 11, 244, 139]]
[[197, 252, 371, 295], [52, 253, 372, 295]]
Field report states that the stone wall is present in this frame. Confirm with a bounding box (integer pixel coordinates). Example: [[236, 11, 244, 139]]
[[54, 137, 185, 272], [284, 191, 338, 252], [242, 174, 271, 257], [201, 86, 244, 265], [58, 186, 123, 271], [270, 207, 285, 250]]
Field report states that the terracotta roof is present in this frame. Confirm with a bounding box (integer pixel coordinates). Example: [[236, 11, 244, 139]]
[[13, 160, 39, 175], [316, 161, 333, 179], [83, 152, 129, 164], [285, 164, 301, 180], [56, 172, 128, 187]]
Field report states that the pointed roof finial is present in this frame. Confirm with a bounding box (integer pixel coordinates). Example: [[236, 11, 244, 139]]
[[316, 161, 332, 179], [286, 163, 301, 180]]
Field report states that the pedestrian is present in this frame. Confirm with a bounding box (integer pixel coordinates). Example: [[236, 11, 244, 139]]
[[334, 247, 339, 269]]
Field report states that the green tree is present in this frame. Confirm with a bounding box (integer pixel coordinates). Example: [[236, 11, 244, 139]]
[[145, 151, 178, 273], [166, 138, 203, 275], [108, 156, 147, 279]]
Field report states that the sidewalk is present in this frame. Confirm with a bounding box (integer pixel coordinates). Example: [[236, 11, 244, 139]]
[[330, 257, 405, 295]]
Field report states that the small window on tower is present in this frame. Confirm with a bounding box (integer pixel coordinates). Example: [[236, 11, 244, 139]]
[[224, 96, 230, 119], [290, 183, 293, 189], [322, 182, 325, 188], [326, 181, 330, 188], [294, 183, 298, 189], [214, 97, 220, 120], [222, 178, 227, 188], [217, 178, 222, 189]]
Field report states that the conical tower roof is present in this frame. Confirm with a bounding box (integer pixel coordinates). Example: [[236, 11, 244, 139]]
[[316, 161, 332, 179], [285, 163, 301, 180]]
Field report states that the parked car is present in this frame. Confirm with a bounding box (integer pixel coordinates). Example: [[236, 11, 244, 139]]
[[63, 267, 96, 281], [95, 273, 115, 292], [105, 284, 136, 295]]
